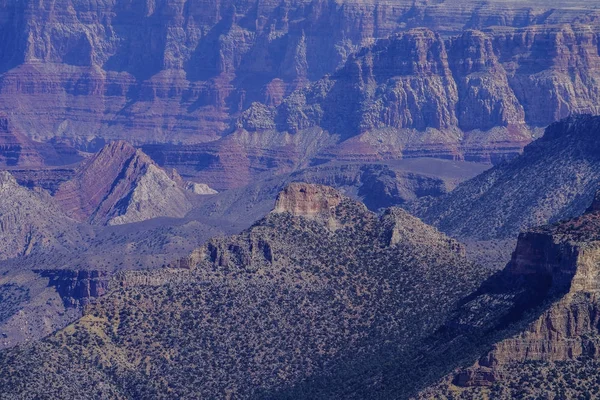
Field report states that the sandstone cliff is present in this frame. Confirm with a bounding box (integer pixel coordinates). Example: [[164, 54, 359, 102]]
[[272, 182, 348, 230], [418, 191, 600, 398], [34, 269, 109, 307]]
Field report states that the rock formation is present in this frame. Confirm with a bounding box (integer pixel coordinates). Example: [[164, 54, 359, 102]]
[[0, 0, 594, 145], [409, 191, 600, 399], [0, 184, 490, 399], [34, 270, 109, 307], [54, 141, 192, 225], [0, 1, 599, 187], [272, 182, 347, 229], [185, 182, 218, 195], [0, 115, 44, 167]]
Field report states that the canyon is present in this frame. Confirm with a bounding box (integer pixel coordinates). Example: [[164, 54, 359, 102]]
[[0, 1, 600, 187], [2, 0, 600, 398]]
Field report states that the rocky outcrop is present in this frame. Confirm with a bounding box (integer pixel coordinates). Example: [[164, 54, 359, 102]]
[[380, 208, 466, 256], [54, 141, 192, 225], [179, 183, 471, 270], [185, 182, 218, 195], [273, 182, 347, 228], [446, 196, 600, 388], [34, 270, 109, 307]]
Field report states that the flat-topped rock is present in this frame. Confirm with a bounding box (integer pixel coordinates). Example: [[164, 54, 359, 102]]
[[273, 183, 345, 218]]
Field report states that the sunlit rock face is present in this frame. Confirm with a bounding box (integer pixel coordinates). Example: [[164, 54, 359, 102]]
[[54, 141, 191, 225], [448, 193, 600, 388]]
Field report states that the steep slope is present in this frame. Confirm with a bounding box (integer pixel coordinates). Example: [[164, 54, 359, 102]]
[[54, 141, 192, 225], [413, 114, 600, 240], [0, 171, 85, 260], [0, 183, 489, 399], [418, 191, 600, 399]]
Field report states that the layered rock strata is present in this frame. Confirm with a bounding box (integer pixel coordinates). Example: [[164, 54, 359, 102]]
[[430, 191, 600, 392], [1, 0, 596, 146], [1, 1, 600, 188], [54, 141, 193, 225]]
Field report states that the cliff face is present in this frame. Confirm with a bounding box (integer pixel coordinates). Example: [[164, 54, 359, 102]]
[[0, 1, 599, 188], [34, 269, 109, 307], [259, 24, 600, 146], [449, 30, 525, 132], [419, 193, 600, 396], [0, 115, 44, 167], [272, 182, 348, 229], [54, 141, 192, 225]]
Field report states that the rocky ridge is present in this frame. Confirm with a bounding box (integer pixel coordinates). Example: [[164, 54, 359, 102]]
[[418, 190, 600, 398], [242, 23, 600, 142], [413, 114, 600, 240], [54, 140, 192, 225], [0, 183, 489, 399]]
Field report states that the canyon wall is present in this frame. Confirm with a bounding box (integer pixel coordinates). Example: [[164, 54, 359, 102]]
[[0, 1, 598, 174], [151, 22, 600, 188], [448, 196, 600, 389]]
